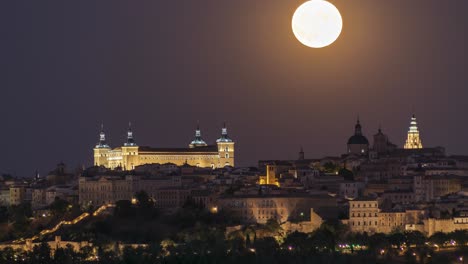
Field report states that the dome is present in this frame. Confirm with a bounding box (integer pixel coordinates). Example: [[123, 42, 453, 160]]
[[347, 118, 369, 145], [347, 135, 369, 145]]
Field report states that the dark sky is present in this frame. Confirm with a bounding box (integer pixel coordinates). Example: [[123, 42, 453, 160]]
[[1, 1, 467, 177]]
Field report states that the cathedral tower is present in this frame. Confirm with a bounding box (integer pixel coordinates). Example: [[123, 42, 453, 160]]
[[216, 122, 235, 167], [404, 114, 423, 149]]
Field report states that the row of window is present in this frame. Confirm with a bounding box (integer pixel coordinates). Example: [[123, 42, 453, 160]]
[[351, 213, 378, 217], [351, 203, 377, 208], [351, 221, 378, 226], [230, 200, 285, 208]]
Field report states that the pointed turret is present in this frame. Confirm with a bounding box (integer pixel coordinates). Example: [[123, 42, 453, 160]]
[[189, 122, 207, 148], [404, 114, 423, 149], [298, 146, 305, 160], [354, 117, 363, 136], [216, 122, 233, 143], [95, 124, 110, 148], [124, 122, 137, 146]]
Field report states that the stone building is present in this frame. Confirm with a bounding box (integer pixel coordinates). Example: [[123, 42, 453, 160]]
[[78, 175, 182, 206], [371, 127, 397, 155], [94, 123, 234, 170], [379, 209, 426, 234], [9, 185, 31, 205], [347, 198, 425, 234], [348, 198, 380, 233], [414, 174, 463, 202], [218, 193, 336, 224]]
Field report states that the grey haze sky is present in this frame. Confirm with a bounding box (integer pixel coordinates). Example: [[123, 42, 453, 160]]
[[1, 0, 467, 176]]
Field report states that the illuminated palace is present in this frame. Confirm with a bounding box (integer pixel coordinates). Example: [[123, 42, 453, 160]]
[[93, 123, 234, 170]]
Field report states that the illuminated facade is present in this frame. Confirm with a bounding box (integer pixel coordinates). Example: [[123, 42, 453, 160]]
[[404, 114, 423, 149], [219, 194, 336, 224], [258, 162, 293, 187], [259, 165, 281, 186], [93, 123, 234, 170]]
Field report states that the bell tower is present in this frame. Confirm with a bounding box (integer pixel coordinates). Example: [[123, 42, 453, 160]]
[[216, 122, 235, 167], [404, 114, 423, 149]]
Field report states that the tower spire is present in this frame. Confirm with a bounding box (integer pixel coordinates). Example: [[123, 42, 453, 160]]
[[217, 121, 232, 143], [404, 114, 423, 149], [354, 117, 362, 136], [96, 123, 110, 148], [298, 146, 305, 160], [124, 122, 136, 146], [190, 122, 207, 148]]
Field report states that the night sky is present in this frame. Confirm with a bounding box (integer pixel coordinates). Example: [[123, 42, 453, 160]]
[[1, 1, 467, 177]]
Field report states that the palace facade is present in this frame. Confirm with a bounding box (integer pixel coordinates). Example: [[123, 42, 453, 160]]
[[93, 124, 234, 170]]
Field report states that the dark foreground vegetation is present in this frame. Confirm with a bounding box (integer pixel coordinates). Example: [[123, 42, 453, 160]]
[[1, 192, 468, 263]]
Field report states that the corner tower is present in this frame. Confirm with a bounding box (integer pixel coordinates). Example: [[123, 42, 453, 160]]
[[121, 122, 139, 170], [216, 123, 235, 167], [93, 124, 111, 167], [404, 114, 423, 149], [189, 123, 208, 148]]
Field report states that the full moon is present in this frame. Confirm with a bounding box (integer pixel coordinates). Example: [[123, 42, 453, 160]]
[[292, 0, 343, 48]]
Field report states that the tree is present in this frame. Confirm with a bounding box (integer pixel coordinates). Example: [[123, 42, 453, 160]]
[[114, 200, 133, 218], [265, 219, 282, 234], [368, 233, 390, 257], [78, 245, 93, 263], [338, 168, 354, 181], [0, 207, 8, 223], [49, 197, 70, 217], [388, 231, 406, 248], [0, 247, 16, 264], [450, 230, 468, 246], [405, 231, 426, 247], [97, 247, 119, 264], [323, 162, 340, 174], [135, 190, 154, 209], [254, 237, 279, 254], [310, 228, 336, 253], [53, 247, 74, 264], [283, 231, 309, 253], [30, 242, 52, 264], [122, 246, 149, 264], [428, 232, 448, 246], [8, 203, 32, 237]]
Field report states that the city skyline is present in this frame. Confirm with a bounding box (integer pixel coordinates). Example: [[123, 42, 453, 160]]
[[0, 112, 445, 176]]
